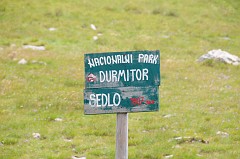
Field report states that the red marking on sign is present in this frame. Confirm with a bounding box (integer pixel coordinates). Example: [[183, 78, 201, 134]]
[[130, 97, 155, 106], [87, 73, 97, 82], [146, 100, 155, 104], [130, 97, 144, 106]]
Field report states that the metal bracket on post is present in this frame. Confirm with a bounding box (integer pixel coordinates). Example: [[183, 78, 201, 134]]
[[116, 113, 128, 159]]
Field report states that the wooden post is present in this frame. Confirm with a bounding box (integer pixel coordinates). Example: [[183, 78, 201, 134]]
[[116, 113, 128, 159]]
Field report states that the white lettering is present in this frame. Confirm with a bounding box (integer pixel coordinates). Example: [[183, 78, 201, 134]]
[[112, 70, 118, 82], [149, 54, 153, 63], [89, 94, 95, 107], [96, 94, 101, 107], [136, 69, 141, 81], [112, 55, 117, 64], [94, 58, 100, 66], [143, 68, 148, 80], [105, 71, 111, 82], [153, 55, 158, 64], [108, 93, 114, 106], [103, 56, 107, 65], [88, 59, 95, 68], [123, 54, 129, 63], [138, 54, 144, 63], [87, 54, 135, 68], [107, 56, 111, 64], [89, 93, 121, 107], [118, 70, 126, 81], [116, 55, 122, 64], [126, 69, 129, 81], [99, 71, 105, 82], [99, 69, 149, 83], [130, 69, 136, 81], [144, 54, 148, 63], [102, 94, 108, 107], [113, 93, 121, 106], [138, 54, 159, 64], [99, 57, 104, 65]]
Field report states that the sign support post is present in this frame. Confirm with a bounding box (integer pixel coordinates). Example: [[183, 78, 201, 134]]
[[116, 113, 128, 159]]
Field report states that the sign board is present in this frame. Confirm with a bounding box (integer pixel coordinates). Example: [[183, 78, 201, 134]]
[[84, 50, 160, 115], [84, 50, 160, 88], [84, 86, 159, 114]]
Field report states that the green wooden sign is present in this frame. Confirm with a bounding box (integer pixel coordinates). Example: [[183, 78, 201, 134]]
[[84, 50, 160, 114], [85, 50, 160, 88], [84, 86, 159, 115]]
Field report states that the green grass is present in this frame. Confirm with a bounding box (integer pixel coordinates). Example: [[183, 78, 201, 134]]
[[0, 0, 240, 158]]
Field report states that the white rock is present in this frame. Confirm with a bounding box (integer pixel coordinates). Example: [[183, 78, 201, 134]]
[[233, 62, 239, 66], [10, 44, 16, 47], [174, 136, 183, 140], [32, 133, 41, 139], [164, 154, 173, 158], [173, 145, 181, 149], [216, 131, 229, 137], [23, 45, 45, 51], [163, 114, 172, 118], [55, 118, 63, 122], [72, 156, 86, 159], [198, 49, 240, 65], [48, 27, 57, 31], [64, 138, 72, 142], [90, 24, 97, 30], [222, 37, 230, 40], [93, 36, 98, 41], [162, 35, 170, 39], [18, 59, 27, 65]]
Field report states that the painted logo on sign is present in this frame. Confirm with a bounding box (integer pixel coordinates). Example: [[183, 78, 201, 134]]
[[87, 73, 97, 82]]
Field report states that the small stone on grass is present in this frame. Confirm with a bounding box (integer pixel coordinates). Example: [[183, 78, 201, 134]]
[[32, 133, 41, 139], [55, 118, 63, 122], [93, 36, 98, 41], [18, 59, 27, 65], [216, 131, 229, 137], [23, 45, 45, 51], [48, 27, 57, 31], [90, 24, 97, 30], [198, 49, 240, 65], [163, 154, 173, 158]]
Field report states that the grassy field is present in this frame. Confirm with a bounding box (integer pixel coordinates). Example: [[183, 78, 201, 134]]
[[0, 0, 240, 158]]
